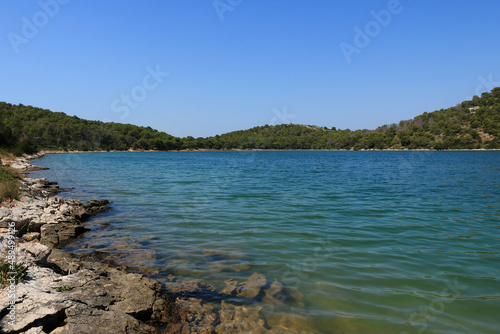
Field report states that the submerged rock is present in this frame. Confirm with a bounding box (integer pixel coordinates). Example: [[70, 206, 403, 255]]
[[221, 272, 273, 299]]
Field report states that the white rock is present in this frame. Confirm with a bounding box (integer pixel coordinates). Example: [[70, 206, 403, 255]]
[[24, 326, 47, 334], [44, 207, 56, 215]]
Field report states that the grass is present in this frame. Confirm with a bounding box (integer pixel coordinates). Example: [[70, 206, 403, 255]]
[[56, 285, 72, 292], [0, 150, 16, 163], [0, 262, 29, 288], [0, 166, 19, 202]]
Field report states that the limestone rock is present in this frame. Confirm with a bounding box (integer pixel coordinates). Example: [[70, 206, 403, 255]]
[[18, 240, 51, 263], [54, 305, 157, 334], [22, 232, 41, 242], [46, 249, 80, 275]]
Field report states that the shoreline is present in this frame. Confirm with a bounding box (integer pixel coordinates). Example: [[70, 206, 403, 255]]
[[0, 154, 298, 333], [30, 148, 500, 156]]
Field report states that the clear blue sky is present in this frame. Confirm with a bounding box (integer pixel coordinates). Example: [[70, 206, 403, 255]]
[[1, 0, 499, 138]]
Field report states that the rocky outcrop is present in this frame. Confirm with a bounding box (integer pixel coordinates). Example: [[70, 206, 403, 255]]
[[0, 192, 110, 248], [0, 240, 178, 334], [7, 157, 49, 173]]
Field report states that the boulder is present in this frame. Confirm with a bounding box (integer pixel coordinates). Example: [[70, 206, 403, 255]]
[[84, 199, 111, 216], [40, 222, 90, 248]]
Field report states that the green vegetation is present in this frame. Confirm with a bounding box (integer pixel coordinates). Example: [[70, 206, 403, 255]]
[[207, 87, 500, 150], [56, 285, 72, 292], [0, 102, 180, 152], [0, 87, 499, 152], [0, 167, 19, 202], [0, 262, 29, 288]]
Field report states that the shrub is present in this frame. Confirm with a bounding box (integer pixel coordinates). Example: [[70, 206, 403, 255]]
[[0, 167, 19, 202], [56, 285, 72, 292]]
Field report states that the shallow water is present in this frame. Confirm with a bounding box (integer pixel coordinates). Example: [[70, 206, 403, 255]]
[[31, 151, 500, 333]]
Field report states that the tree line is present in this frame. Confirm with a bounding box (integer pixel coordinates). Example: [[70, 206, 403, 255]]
[[1, 87, 499, 155]]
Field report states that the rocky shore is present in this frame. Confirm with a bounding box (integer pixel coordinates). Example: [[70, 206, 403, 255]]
[[0, 155, 300, 334]]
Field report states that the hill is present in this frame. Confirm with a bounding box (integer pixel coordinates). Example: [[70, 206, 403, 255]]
[[0, 87, 499, 155], [194, 87, 500, 150], [0, 102, 182, 154]]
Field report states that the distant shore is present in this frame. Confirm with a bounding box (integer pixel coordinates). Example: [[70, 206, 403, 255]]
[[33, 148, 500, 155]]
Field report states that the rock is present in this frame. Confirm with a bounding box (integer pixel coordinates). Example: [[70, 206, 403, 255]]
[[46, 249, 80, 275], [27, 216, 44, 233], [22, 232, 41, 242], [220, 278, 239, 295], [58, 203, 70, 216], [216, 300, 267, 334], [78, 251, 110, 263], [221, 272, 268, 299], [24, 326, 47, 334], [165, 279, 216, 297], [55, 305, 158, 334], [265, 279, 284, 298], [107, 271, 159, 320], [2, 215, 31, 236], [44, 207, 56, 215], [47, 197, 63, 206], [172, 298, 218, 334], [0, 241, 179, 334], [18, 240, 51, 263], [0, 271, 73, 332], [84, 199, 111, 216], [40, 222, 90, 248]]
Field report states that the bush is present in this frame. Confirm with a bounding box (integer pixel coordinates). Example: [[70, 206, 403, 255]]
[[0, 167, 19, 202], [485, 139, 500, 149]]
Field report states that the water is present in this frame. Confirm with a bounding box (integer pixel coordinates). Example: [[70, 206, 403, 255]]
[[30, 151, 500, 333]]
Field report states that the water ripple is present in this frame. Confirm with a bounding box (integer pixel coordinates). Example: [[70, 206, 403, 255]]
[[31, 151, 500, 334]]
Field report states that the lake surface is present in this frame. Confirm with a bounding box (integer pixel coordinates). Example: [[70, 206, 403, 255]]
[[31, 151, 500, 333]]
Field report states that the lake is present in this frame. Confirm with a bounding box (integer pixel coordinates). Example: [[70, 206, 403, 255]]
[[30, 151, 500, 333]]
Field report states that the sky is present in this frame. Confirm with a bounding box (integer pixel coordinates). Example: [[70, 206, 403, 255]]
[[1, 0, 500, 138]]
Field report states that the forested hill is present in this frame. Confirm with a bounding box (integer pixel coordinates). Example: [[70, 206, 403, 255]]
[[210, 87, 500, 150], [0, 87, 499, 155], [0, 103, 181, 154]]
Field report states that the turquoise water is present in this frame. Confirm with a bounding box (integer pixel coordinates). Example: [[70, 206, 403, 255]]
[[31, 151, 500, 333]]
